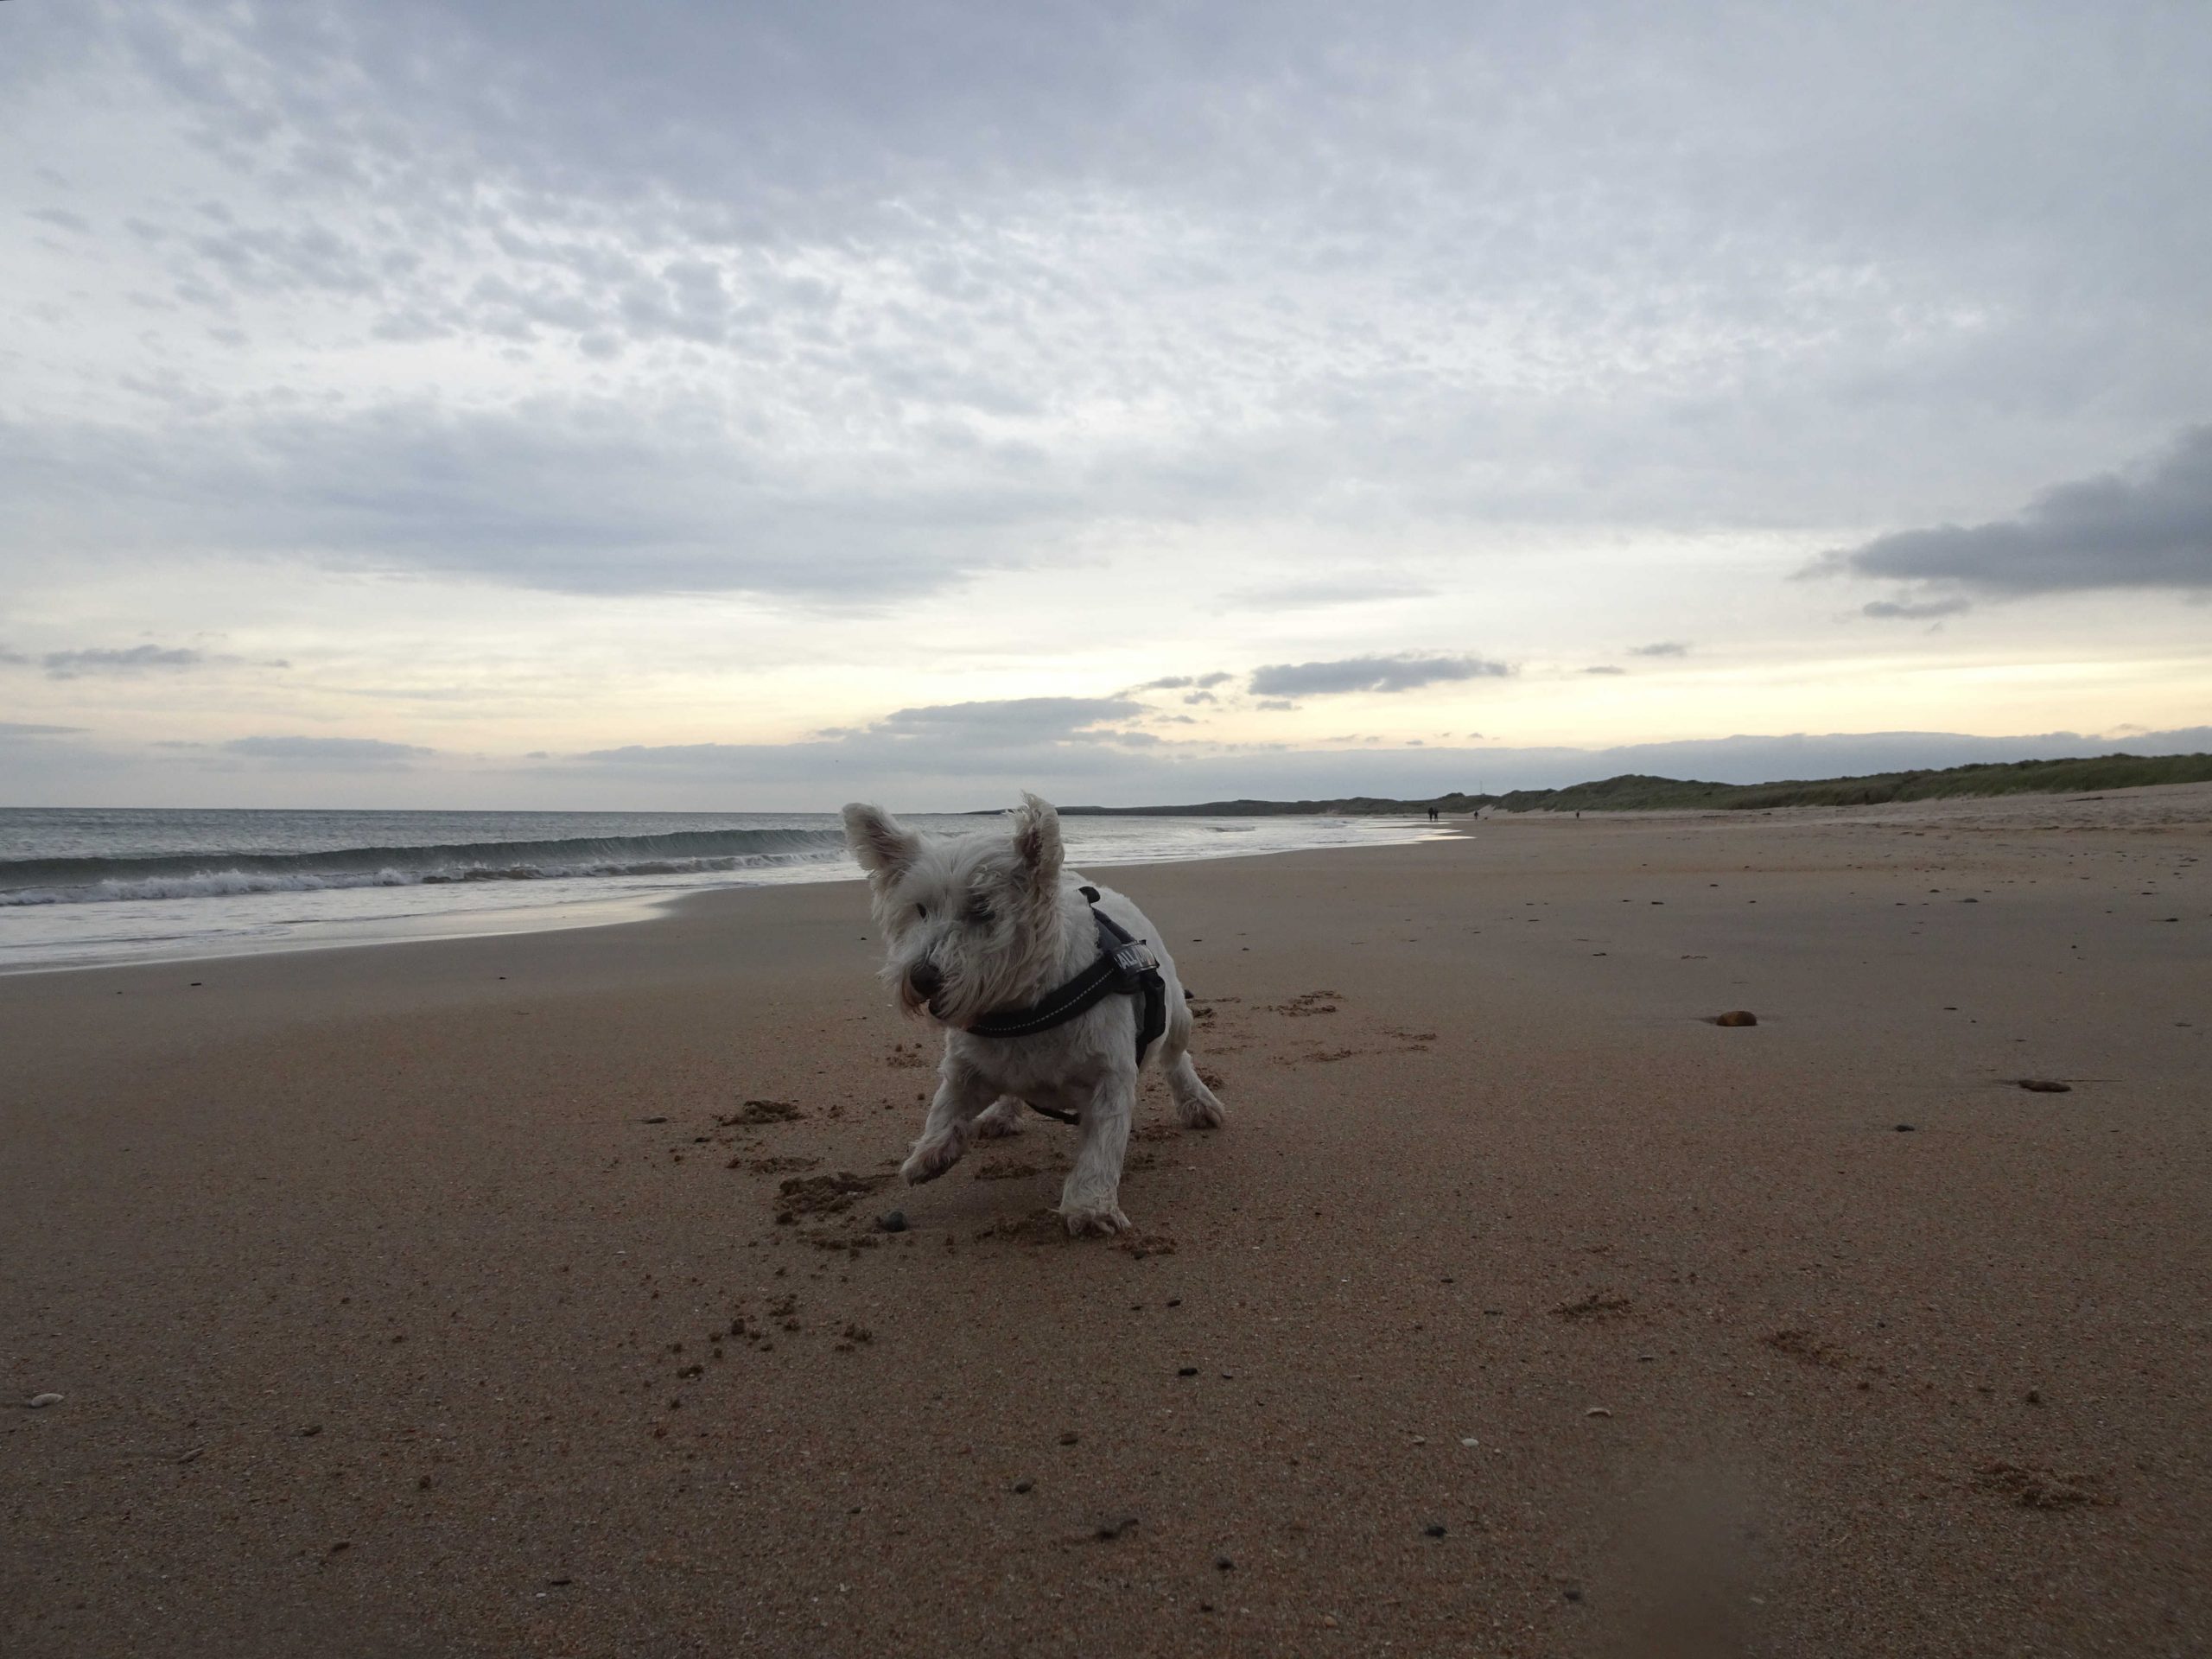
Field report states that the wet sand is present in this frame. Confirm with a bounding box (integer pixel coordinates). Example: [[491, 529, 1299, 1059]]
[[3, 785, 2209, 1656]]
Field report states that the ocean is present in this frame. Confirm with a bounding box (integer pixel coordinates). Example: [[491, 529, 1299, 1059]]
[[0, 807, 1439, 974]]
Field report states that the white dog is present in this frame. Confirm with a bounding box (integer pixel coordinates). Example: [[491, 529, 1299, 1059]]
[[842, 792, 1225, 1236]]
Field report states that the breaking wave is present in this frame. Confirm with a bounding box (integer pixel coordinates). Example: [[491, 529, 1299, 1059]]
[[0, 826, 852, 907]]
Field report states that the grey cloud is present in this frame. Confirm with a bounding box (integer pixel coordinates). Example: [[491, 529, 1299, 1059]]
[[224, 735, 432, 767], [869, 697, 1143, 746], [1628, 642, 1689, 658], [1822, 427, 2212, 595], [1255, 699, 1299, 712], [1134, 672, 1232, 692], [27, 207, 90, 232], [575, 696, 1165, 791], [188, 221, 382, 298], [1862, 595, 1974, 620], [1183, 690, 1218, 705], [1, 721, 83, 738], [1249, 654, 1511, 697], [1582, 665, 1626, 676], [43, 645, 205, 678]]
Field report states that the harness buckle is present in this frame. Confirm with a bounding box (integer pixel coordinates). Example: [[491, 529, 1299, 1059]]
[[1109, 939, 1158, 987]]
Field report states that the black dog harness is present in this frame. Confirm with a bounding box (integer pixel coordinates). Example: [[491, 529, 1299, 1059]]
[[965, 886, 1167, 1123]]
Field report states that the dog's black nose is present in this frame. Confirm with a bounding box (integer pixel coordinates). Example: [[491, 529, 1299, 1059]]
[[908, 959, 944, 1001]]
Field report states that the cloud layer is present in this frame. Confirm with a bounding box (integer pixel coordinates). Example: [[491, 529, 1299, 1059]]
[[4, 3, 2209, 807]]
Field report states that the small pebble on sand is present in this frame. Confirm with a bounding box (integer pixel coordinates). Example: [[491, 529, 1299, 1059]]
[[1012, 1478, 1033, 1494], [1712, 1010, 1758, 1027], [28, 1393, 63, 1408], [877, 1211, 908, 1233], [1585, 1406, 1612, 1418]]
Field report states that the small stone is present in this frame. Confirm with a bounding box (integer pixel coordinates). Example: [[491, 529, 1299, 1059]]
[[877, 1211, 908, 1233], [1058, 1430, 1079, 1446], [1423, 1522, 1447, 1538], [2017, 1079, 2073, 1094], [1094, 1514, 1138, 1541], [1215, 1555, 1235, 1571], [2024, 1389, 2043, 1406], [27, 1393, 63, 1408], [1322, 1614, 1339, 1629], [1177, 1365, 1198, 1377], [1459, 1435, 1479, 1446], [1584, 1406, 1612, 1418], [299, 1424, 322, 1437], [1895, 1123, 1916, 1133], [1012, 1478, 1033, 1493], [640, 1115, 669, 1124], [1712, 1010, 1758, 1027]]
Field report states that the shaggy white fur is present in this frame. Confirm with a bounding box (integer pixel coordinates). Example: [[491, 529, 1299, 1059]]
[[842, 793, 1225, 1236]]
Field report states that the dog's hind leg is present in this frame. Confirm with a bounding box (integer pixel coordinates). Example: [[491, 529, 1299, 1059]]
[[971, 1096, 1027, 1138], [902, 1063, 995, 1185], [1060, 1072, 1136, 1236], [1160, 1001, 1226, 1129]]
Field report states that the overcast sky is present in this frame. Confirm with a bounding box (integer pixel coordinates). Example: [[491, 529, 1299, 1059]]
[[3, 2, 2209, 810]]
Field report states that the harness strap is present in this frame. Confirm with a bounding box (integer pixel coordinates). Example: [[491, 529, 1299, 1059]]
[[963, 886, 1169, 1124]]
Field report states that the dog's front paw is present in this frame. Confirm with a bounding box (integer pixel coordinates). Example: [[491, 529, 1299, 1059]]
[[1175, 1091, 1226, 1130], [1060, 1199, 1131, 1237], [972, 1097, 1027, 1139], [901, 1130, 965, 1185]]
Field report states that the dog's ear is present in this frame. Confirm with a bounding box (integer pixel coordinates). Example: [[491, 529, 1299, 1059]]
[[842, 803, 919, 884], [1011, 791, 1063, 892]]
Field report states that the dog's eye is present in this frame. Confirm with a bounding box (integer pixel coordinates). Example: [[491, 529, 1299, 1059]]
[[964, 899, 994, 926], [915, 902, 928, 920]]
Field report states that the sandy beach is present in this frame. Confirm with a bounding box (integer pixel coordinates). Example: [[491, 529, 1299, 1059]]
[[3, 786, 2208, 1657]]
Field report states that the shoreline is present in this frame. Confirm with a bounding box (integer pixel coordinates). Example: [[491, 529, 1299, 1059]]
[[4, 794, 2207, 1656], [0, 813, 1446, 978]]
